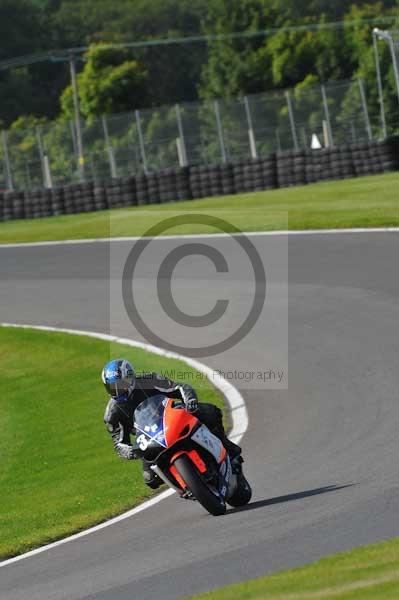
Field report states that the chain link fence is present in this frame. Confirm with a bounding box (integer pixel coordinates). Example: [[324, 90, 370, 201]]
[[0, 77, 391, 191]]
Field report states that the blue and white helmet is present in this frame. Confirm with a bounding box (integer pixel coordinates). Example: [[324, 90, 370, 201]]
[[102, 359, 135, 402]]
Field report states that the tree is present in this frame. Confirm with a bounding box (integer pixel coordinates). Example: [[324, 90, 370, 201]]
[[0, 0, 53, 125], [51, 0, 208, 104], [200, 0, 276, 99], [60, 45, 149, 122], [342, 4, 399, 133]]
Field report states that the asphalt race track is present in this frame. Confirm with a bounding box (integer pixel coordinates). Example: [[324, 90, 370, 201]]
[[1, 232, 399, 600]]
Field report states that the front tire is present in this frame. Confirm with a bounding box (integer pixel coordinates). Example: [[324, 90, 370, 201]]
[[174, 455, 226, 516]]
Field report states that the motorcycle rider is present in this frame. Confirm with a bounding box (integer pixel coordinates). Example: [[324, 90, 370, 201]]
[[102, 358, 242, 489]]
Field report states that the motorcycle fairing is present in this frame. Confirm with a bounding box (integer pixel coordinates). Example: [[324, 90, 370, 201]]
[[134, 395, 200, 456], [163, 399, 198, 447], [169, 449, 207, 490], [191, 424, 227, 464]]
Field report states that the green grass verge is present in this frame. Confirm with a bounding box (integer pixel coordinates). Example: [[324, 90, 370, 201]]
[[0, 326, 223, 559], [186, 537, 399, 600], [1, 173, 399, 244]]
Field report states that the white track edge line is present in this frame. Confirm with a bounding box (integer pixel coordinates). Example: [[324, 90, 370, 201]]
[[0, 323, 248, 568], [1, 227, 399, 248]]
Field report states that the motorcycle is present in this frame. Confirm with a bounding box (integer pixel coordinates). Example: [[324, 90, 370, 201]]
[[133, 394, 252, 516]]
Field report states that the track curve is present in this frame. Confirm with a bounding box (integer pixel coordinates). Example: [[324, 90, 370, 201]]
[[1, 232, 399, 600]]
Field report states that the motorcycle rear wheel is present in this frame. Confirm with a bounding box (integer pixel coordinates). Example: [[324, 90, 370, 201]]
[[227, 474, 252, 507], [174, 455, 226, 516]]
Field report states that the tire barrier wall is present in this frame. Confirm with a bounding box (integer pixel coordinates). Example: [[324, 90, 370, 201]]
[[0, 138, 398, 223]]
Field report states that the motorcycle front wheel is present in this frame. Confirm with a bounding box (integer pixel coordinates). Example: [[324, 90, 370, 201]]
[[174, 455, 226, 516]]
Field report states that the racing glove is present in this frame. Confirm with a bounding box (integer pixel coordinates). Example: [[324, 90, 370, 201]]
[[185, 398, 198, 413], [116, 442, 137, 460]]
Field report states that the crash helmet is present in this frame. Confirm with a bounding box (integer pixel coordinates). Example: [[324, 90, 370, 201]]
[[101, 359, 135, 402]]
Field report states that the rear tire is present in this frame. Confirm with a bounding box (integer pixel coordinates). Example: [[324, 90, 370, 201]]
[[174, 455, 226, 516], [227, 474, 252, 507]]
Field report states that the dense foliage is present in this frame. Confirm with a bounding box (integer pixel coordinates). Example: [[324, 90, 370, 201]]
[[0, 0, 398, 127], [1, 0, 399, 189]]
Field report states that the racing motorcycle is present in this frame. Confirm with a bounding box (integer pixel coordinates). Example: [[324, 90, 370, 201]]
[[133, 394, 252, 516]]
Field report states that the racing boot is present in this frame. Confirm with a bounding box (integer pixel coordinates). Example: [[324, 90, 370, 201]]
[[231, 454, 244, 475], [221, 435, 242, 460], [220, 435, 244, 474]]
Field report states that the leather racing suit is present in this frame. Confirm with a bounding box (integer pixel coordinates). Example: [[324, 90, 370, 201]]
[[104, 372, 240, 488]]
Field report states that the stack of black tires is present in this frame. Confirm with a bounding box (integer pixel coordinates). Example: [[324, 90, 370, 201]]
[[277, 151, 307, 187], [0, 136, 398, 223]]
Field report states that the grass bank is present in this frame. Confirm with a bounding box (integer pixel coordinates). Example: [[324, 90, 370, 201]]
[[0, 326, 223, 559], [186, 537, 399, 600], [1, 172, 399, 244]]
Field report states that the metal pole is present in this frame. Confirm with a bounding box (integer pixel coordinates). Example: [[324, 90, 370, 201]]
[[285, 91, 299, 151], [214, 100, 227, 163], [135, 109, 148, 173], [36, 126, 47, 187], [374, 29, 399, 105], [244, 96, 258, 159], [102, 115, 117, 178], [175, 104, 188, 166], [25, 162, 32, 191], [43, 156, 53, 189], [388, 35, 399, 105], [322, 120, 330, 148], [176, 138, 185, 167], [321, 85, 334, 147], [373, 31, 387, 138], [69, 54, 85, 180], [2, 130, 13, 190], [70, 120, 77, 157], [358, 78, 373, 141]]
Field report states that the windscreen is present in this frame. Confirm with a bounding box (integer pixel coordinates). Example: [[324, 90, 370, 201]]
[[134, 394, 166, 436]]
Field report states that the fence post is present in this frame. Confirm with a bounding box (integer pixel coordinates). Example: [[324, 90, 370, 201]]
[[135, 110, 148, 173], [322, 121, 330, 148], [373, 29, 399, 107], [285, 91, 299, 152], [70, 120, 78, 158], [175, 104, 188, 166], [36, 126, 46, 187], [2, 130, 13, 191], [244, 96, 258, 159], [176, 138, 186, 168], [388, 34, 399, 105], [214, 100, 227, 163], [321, 85, 334, 148], [36, 126, 53, 188], [43, 156, 53, 189], [69, 54, 85, 181], [373, 31, 387, 139], [102, 116, 118, 178], [358, 78, 373, 141]]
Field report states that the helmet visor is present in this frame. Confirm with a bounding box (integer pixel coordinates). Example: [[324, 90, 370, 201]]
[[107, 376, 136, 399], [107, 380, 130, 399]]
